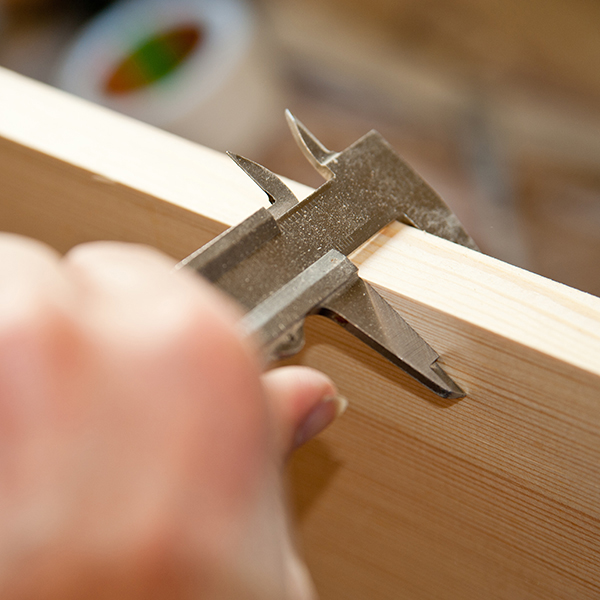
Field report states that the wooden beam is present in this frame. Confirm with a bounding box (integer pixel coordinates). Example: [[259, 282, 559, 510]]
[[1, 67, 599, 600]]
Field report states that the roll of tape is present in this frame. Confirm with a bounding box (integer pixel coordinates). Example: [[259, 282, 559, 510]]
[[55, 0, 282, 154]]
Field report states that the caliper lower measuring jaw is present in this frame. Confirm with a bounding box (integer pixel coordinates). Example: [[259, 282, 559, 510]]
[[178, 111, 478, 399]]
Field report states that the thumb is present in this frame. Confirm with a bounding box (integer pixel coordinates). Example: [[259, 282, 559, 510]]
[[261, 366, 348, 458]]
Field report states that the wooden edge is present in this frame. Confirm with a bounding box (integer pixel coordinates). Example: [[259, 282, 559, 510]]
[[1, 66, 599, 377]]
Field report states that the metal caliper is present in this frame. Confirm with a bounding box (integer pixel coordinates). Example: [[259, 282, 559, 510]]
[[178, 111, 477, 399]]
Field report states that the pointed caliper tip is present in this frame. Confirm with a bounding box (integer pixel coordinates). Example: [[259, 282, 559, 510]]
[[227, 151, 298, 209], [427, 362, 466, 399], [285, 109, 337, 175]]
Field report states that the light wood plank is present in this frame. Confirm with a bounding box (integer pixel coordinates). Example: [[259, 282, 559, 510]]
[[1, 67, 599, 599]]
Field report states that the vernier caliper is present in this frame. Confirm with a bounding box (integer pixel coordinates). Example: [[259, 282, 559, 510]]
[[179, 112, 477, 399]]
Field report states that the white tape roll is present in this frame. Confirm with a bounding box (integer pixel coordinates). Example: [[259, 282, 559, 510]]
[[55, 0, 282, 153]]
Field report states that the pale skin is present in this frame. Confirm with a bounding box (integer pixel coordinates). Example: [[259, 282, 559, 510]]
[[0, 234, 343, 599]]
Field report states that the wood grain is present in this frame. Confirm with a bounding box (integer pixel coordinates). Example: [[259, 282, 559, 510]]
[[1, 67, 599, 599]]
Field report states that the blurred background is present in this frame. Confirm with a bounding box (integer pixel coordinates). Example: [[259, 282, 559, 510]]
[[1, 0, 599, 295]]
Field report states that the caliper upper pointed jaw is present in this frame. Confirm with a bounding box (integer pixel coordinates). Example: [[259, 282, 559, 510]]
[[227, 152, 299, 219], [285, 110, 339, 180], [285, 110, 391, 181]]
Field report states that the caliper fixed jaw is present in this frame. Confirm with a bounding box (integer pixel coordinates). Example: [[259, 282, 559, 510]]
[[286, 110, 479, 252]]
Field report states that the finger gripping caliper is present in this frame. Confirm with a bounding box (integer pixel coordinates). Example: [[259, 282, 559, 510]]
[[179, 112, 477, 399]]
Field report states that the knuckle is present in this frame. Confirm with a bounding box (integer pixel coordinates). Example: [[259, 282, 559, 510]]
[[0, 291, 85, 399]]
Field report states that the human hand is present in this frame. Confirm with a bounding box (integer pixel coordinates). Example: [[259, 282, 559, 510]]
[[0, 235, 345, 599]]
